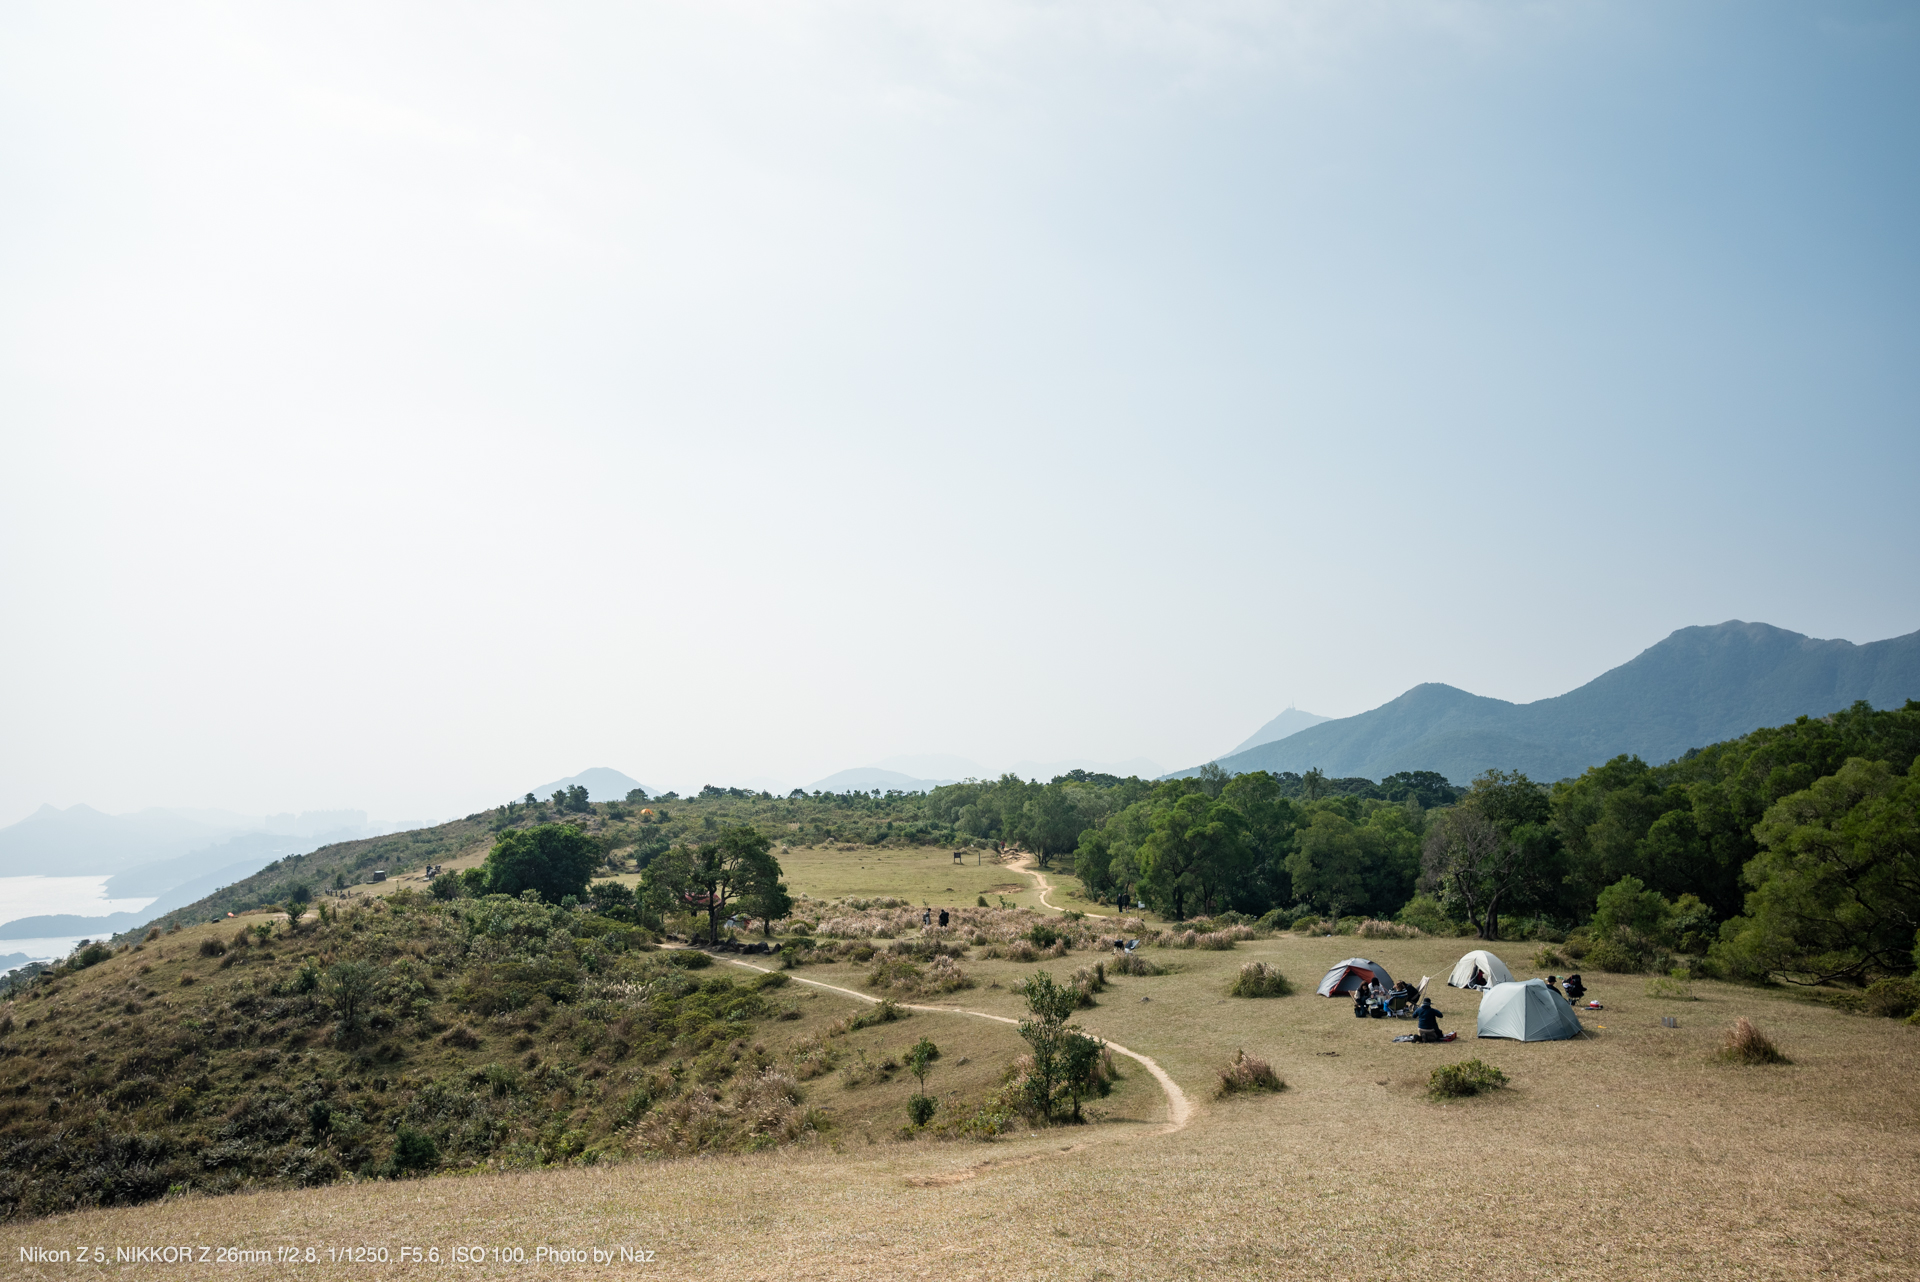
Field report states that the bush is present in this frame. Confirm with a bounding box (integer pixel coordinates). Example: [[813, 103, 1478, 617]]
[[1393, 893, 1457, 936], [391, 1124, 439, 1174], [1864, 977, 1920, 1020], [1428, 1059, 1509, 1099], [198, 938, 227, 958], [1719, 1017, 1789, 1065], [667, 950, 712, 970], [1215, 1050, 1284, 1097], [1110, 952, 1165, 977], [1228, 962, 1292, 998], [1645, 976, 1694, 1000], [1026, 923, 1063, 949], [907, 1094, 937, 1126], [976, 896, 988, 907]]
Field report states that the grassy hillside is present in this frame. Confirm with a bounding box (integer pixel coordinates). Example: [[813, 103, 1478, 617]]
[[3, 890, 1123, 1222], [4, 917, 1915, 1276]]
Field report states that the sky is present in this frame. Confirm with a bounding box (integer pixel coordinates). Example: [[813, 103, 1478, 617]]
[[2, 1, 1916, 825]]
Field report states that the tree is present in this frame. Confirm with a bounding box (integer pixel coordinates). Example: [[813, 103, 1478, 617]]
[[738, 845, 793, 937], [482, 824, 599, 903], [1421, 807, 1525, 940], [687, 825, 779, 944], [1016, 971, 1081, 1121], [1715, 758, 1920, 985], [323, 960, 379, 1045], [1285, 807, 1419, 919], [905, 1036, 939, 1126], [283, 882, 312, 924], [1138, 792, 1248, 919], [588, 880, 637, 922], [1302, 767, 1329, 801], [638, 844, 696, 930], [626, 787, 649, 803]]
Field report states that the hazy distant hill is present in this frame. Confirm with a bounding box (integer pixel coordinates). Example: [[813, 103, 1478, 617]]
[[807, 767, 956, 794], [524, 767, 654, 802], [1223, 708, 1331, 758], [1177, 621, 1920, 784], [0, 805, 236, 878]]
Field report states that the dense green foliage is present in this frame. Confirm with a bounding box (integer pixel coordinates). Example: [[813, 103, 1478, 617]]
[[481, 825, 600, 903]]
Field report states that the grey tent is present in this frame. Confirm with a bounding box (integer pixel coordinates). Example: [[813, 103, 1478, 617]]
[[1476, 979, 1583, 1041], [1316, 957, 1393, 997]]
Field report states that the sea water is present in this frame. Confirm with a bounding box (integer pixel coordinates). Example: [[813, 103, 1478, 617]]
[[0, 875, 158, 970]]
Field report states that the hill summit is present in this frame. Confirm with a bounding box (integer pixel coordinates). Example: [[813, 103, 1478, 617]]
[[1178, 620, 1920, 784]]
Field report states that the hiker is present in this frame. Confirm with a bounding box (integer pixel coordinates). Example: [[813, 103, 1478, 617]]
[[1415, 997, 1445, 1042], [1563, 973, 1586, 1004], [923, 908, 932, 927], [938, 909, 949, 928]]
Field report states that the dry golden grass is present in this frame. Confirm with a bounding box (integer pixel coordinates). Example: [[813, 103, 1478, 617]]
[[6, 933, 1916, 1279]]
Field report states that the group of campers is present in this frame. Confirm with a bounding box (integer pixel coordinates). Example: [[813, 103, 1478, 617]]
[[1316, 949, 1590, 1043]]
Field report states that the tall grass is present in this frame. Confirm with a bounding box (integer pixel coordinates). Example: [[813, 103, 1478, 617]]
[[1215, 1050, 1284, 1097], [1227, 962, 1292, 998], [1718, 1017, 1789, 1065]]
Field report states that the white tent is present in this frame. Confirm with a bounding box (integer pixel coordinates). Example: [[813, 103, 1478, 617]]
[[1476, 979, 1583, 1041], [1447, 949, 1514, 990], [1316, 957, 1393, 997]]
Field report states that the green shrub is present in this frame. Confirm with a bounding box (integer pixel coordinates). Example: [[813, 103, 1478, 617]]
[[1026, 923, 1063, 949], [1864, 977, 1920, 1019], [667, 949, 712, 970], [1228, 961, 1292, 998], [907, 1093, 937, 1126], [1427, 1059, 1509, 1099], [198, 938, 227, 958], [1393, 893, 1458, 937], [976, 896, 988, 907], [1110, 952, 1164, 977], [1646, 976, 1694, 1000], [1215, 1050, 1284, 1097], [391, 1124, 439, 1173]]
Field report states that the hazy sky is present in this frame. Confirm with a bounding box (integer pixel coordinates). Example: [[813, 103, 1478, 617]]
[[3, 1, 1916, 825]]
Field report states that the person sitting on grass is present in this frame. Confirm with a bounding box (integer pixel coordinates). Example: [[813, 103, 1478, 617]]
[[1415, 997, 1445, 1042]]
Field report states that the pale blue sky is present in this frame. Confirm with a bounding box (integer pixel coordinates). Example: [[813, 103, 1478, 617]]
[[1, 2, 1915, 824]]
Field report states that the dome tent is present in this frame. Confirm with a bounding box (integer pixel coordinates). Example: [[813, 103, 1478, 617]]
[[1316, 957, 1393, 997], [1447, 949, 1514, 990], [1476, 979, 1583, 1041]]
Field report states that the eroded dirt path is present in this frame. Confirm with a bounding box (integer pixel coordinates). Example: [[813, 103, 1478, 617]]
[[1002, 847, 1111, 916], [715, 954, 1194, 1162]]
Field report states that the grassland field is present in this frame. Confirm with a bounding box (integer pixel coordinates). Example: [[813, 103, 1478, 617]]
[[4, 840, 1915, 1280]]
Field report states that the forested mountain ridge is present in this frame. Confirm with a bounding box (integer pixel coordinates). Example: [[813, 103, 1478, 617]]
[[1182, 621, 1920, 784]]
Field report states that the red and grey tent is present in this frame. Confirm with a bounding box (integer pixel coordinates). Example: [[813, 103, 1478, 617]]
[[1316, 957, 1393, 997]]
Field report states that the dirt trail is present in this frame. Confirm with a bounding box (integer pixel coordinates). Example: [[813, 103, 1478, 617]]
[[1003, 847, 1110, 917], [714, 954, 1194, 1169]]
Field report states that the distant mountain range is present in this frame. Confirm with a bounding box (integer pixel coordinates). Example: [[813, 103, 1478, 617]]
[[1223, 707, 1331, 758], [524, 767, 654, 803], [1172, 621, 1920, 785]]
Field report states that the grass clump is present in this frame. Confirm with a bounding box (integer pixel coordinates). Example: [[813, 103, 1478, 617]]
[[1718, 1017, 1790, 1065], [1214, 1050, 1284, 1097], [1227, 961, 1292, 998], [1646, 975, 1695, 1000], [1427, 1059, 1509, 1100], [1110, 951, 1166, 977]]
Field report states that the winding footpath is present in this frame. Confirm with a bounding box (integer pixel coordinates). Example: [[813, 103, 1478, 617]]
[[1003, 847, 1119, 919], [713, 954, 1194, 1173]]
